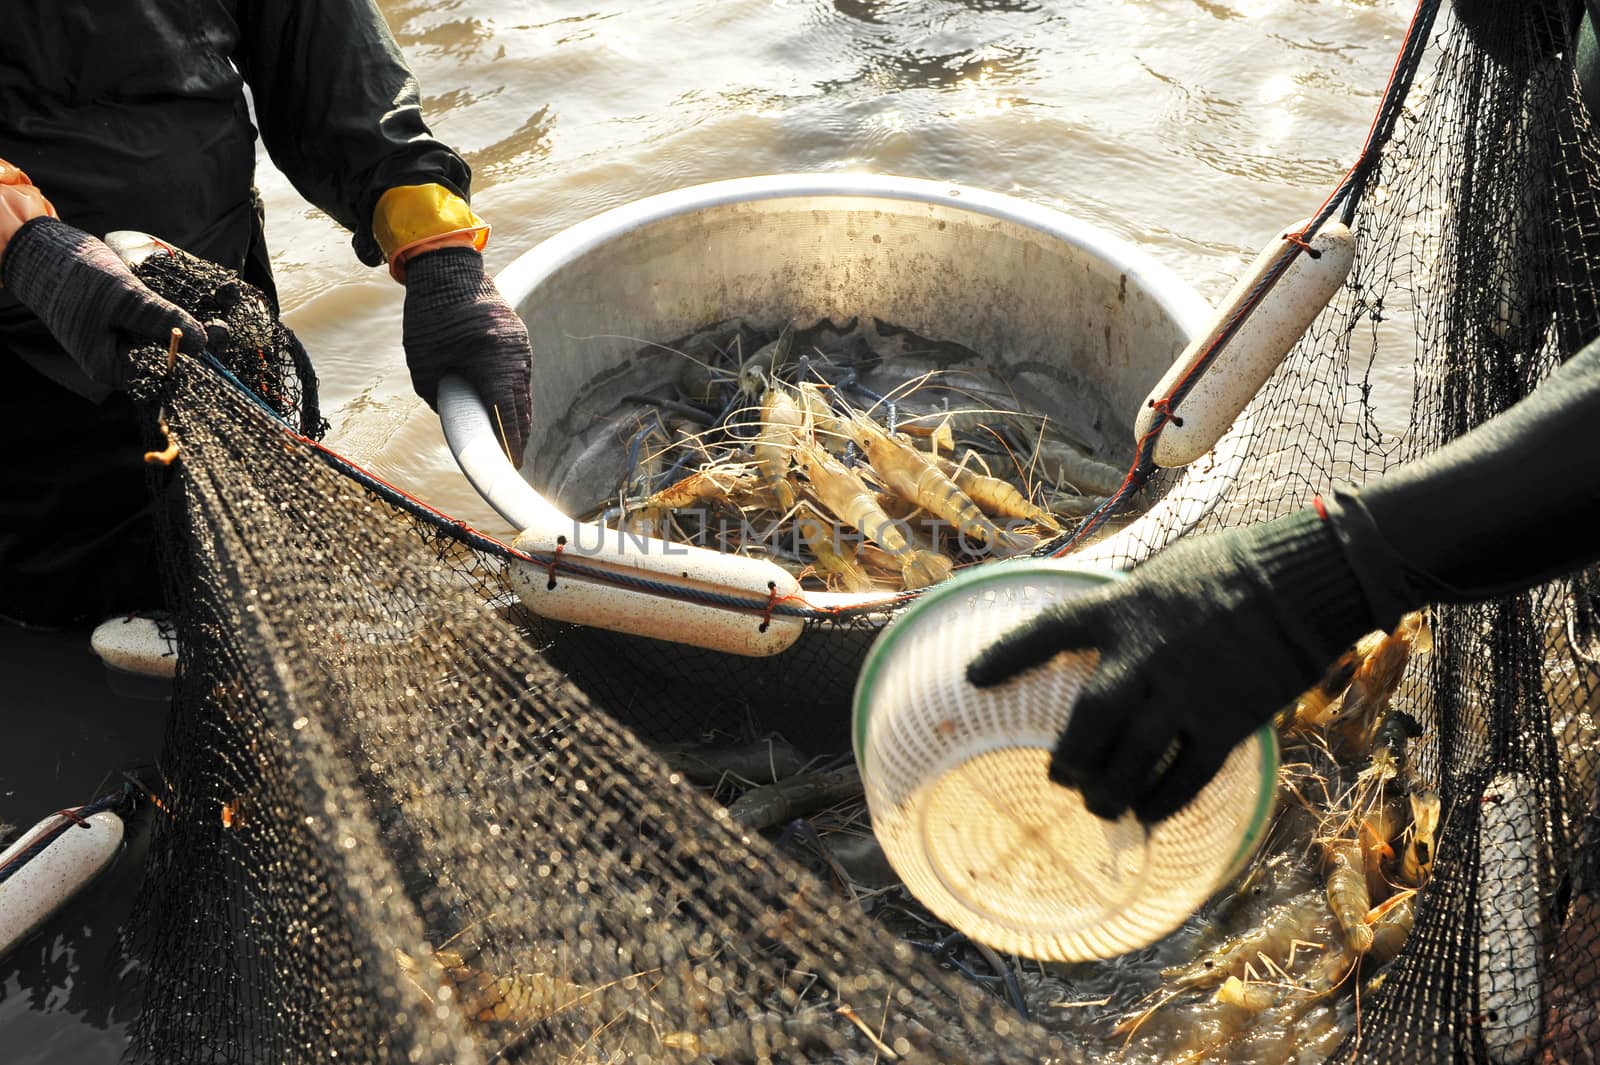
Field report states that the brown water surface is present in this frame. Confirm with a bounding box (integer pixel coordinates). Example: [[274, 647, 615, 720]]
[[280, 0, 1415, 535]]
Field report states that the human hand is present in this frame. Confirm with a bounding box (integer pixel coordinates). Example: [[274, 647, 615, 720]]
[[0, 217, 205, 389], [401, 245, 533, 461], [967, 512, 1381, 822]]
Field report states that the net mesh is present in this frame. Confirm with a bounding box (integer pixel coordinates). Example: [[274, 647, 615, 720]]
[[107, 2, 1600, 1062]]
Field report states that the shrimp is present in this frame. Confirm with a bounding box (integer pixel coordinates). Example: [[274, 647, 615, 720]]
[[737, 322, 792, 398], [796, 441, 906, 553], [640, 463, 756, 511], [450, 967, 588, 1025], [1162, 889, 1328, 991], [1400, 789, 1441, 886], [795, 504, 876, 592], [1330, 611, 1430, 755], [620, 462, 753, 538], [794, 381, 848, 444], [1359, 808, 1399, 903], [795, 440, 950, 588], [847, 413, 1006, 547], [1031, 440, 1127, 497], [1365, 890, 1416, 967], [1288, 644, 1363, 732], [394, 945, 585, 1025], [935, 455, 1060, 530], [1324, 838, 1375, 954], [756, 386, 804, 512]]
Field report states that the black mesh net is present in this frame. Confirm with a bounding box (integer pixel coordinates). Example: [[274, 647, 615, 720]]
[[102, 1, 1600, 1062], [122, 298, 1054, 1064]]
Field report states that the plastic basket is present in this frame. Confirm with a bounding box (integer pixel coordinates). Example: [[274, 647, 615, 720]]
[[853, 559, 1276, 960]]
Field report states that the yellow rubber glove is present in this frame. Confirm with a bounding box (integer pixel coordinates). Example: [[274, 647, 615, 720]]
[[372, 184, 489, 282]]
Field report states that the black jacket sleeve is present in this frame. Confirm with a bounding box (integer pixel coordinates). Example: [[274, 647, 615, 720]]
[[1330, 334, 1600, 620], [232, 0, 473, 266]]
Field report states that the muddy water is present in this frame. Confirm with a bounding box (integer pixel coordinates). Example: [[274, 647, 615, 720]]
[[2, 0, 1412, 1058], [273, 0, 1415, 537]]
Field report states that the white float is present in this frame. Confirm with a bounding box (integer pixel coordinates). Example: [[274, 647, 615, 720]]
[[90, 613, 179, 678], [508, 525, 806, 656], [1135, 216, 1356, 468], [1477, 772, 1545, 1064], [0, 809, 125, 960]]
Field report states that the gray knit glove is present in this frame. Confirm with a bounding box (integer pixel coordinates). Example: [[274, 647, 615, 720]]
[[0, 217, 205, 389], [968, 509, 1392, 823], [402, 246, 533, 461]]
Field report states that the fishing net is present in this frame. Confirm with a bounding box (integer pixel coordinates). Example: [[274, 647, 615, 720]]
[[102, 1, 1599, 1062]]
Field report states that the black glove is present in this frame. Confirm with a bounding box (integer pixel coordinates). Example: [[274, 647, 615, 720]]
[[401, 246, 533, 461], [0, 217, 205, 389], [967, 508, 1399, 823]]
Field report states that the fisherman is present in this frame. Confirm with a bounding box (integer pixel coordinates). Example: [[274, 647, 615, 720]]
[[0, 0, 532, 628], [968, 333, 1600, 823]]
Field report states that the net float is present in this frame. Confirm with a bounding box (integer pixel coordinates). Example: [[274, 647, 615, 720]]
[[508, 525, 807, 657], [1135, 216, 1356, 468], [1476, 773, 1545, 1064], [0, 810, 125, 961], [90, 612, 179, 678]]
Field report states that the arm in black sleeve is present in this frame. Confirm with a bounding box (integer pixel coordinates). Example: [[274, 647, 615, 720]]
[[1332, 334, 1600, 621], [966, 334, 1600, 822], [232, 0, 472, 265]]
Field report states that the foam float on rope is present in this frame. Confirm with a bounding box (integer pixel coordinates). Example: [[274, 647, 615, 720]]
[[0, 809, 125, 960], [90, 613, 179, 678], [1136, 216, 1356, 468], [1477, 772, 1545, 1063]]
